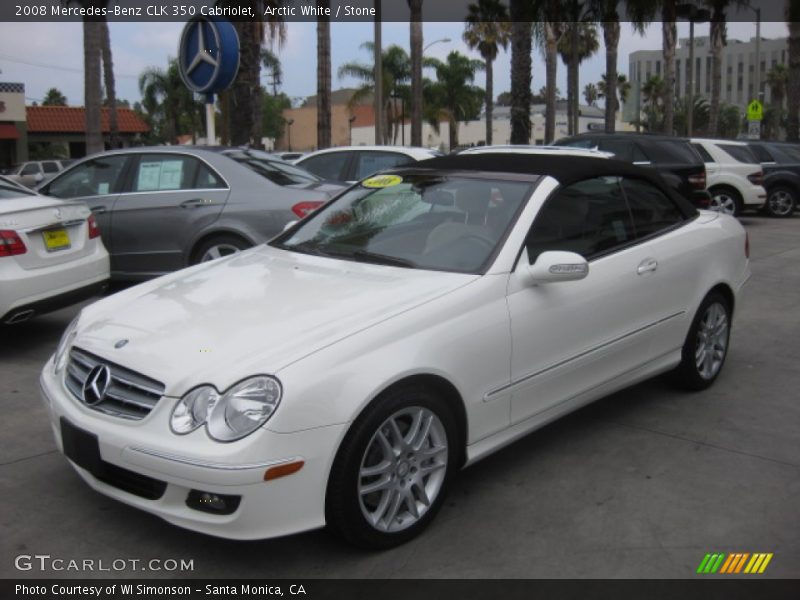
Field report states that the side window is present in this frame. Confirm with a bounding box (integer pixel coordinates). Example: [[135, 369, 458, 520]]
[[196, 163, 226, 188], [622, 178, 684, 239], [692, 143, 715, 163], [21, 163, 41, 175], [132, 154, 199, 192], [598, 140, 633, 161], [526, 176, 635, 262], [354, 152, 412, 179], [631, 143, 649, 163], [46, 156, 128, 198], [42, 161, 60, 173], [300, 152, 349, 181], [749, 144, 774, 163]]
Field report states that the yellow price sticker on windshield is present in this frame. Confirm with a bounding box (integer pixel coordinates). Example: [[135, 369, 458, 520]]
[[362, 174, 403, 188]]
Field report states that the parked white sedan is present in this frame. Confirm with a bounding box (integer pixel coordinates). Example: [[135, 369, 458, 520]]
[[40, 154, 749, 548], [1, 180, 109, 324]]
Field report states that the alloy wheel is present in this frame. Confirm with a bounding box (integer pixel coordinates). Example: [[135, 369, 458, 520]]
[[200, 243, 243, 262], [358, 406, 448, 533], [768, 190, 794, 217], [710, 192, 737, 216], [695, 302, 729, 380]]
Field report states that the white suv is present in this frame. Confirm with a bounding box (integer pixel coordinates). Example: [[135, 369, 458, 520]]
[[690, 138, 767, 216]]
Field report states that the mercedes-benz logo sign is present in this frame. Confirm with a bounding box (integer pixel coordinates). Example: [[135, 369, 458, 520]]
[[82, 365, 112, 407]]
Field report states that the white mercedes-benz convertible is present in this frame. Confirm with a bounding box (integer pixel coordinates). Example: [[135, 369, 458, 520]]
[[41, 154, 750, 548]]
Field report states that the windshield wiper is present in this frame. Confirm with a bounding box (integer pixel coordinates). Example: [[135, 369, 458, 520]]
[[280, 240, 334, 258], [352, 250, 417, 268]]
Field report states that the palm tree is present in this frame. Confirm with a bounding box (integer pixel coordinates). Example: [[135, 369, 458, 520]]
[[338, 43, 412, 144], [139, 59, 203, 144], [509, 0, 533, 144], [317, 2, 332, 150], [409, 0, 424, 146], [463, 0, 511, 146], [583, 83, 599, 106], [83, 20, 103, 155], [706, 0, 729, 137], [597, 73, 631, 113], [787, 0, 800, 142], [425, 51, 484, 149], [641, 74, 666, 131], [767, 64, 788, 114], [100, 20, 119, 149], [662, 0, 678, 134], [533, 11, 563, 144], [558, 22, 599, 135], [261, 48, 282, 96]]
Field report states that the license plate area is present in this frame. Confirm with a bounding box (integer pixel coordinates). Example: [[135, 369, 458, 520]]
[[42, 228, 71, 252], [60, 418, 102, 475]]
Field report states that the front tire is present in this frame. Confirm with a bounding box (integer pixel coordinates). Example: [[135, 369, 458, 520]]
[[326, 386, 458, 549], [765, 186, 796, 218], [673, 292, 731, 391]]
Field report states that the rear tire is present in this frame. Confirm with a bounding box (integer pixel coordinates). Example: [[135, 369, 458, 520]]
[[191, 235, 251, 264], [708, 186, 743, 217], [326, 385, 458, 549], [673, 292, 731, 391], [765, 185, 796, 218]]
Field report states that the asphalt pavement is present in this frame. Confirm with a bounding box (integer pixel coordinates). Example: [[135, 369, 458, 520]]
[[1, 215, 798, 579]]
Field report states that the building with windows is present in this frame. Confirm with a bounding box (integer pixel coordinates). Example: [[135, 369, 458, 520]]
[[629, 35, 788, 108]]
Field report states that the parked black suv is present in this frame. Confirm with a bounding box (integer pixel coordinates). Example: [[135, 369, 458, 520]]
[[555, 133, 711, 208], [746, 141, 800, 218]]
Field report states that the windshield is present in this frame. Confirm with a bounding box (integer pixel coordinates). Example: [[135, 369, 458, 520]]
[[271, 173, 534, 274], [222, 149, 322, 186]]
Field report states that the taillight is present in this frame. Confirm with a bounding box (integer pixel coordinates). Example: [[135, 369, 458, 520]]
[[688, 169, 707, 190], [291, 201, 324, 218], [747, 171, 764, 186], [87, 214, 101, 239], [745, 232, 750, 259], [0, 230, 27, 256]]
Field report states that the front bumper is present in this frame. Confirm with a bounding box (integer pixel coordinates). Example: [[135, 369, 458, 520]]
[[40, 359, 346, 540]]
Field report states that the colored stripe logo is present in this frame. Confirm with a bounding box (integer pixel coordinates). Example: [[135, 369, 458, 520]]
[[696, 552, 773, 574]]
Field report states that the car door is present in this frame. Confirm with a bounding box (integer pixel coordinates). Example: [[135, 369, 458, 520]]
[[507, 176, 659, 424], [42, 154, 130, 246], [620, 176, 705, 357], [109, 153, 229, 276]]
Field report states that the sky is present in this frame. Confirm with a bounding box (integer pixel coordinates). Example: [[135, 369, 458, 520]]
[[0, 20, 789, 109]]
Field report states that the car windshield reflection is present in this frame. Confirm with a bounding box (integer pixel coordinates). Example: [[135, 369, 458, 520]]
[[272, 173, 534, 274]]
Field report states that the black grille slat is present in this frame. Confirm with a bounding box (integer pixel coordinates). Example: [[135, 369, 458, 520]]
[[64, 347, 165, 420]]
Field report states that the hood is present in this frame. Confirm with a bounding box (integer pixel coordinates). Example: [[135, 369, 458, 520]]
[[75, 245, 476, 395]]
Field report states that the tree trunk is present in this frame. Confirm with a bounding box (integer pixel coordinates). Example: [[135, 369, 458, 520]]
[[603, 20, 620, 133], [449, 116, 458, 150], [544, 23, 558, 144], [373, 3, 383, 146], [484, 57, 493, 145], [231, 22, 261, 146], [786, 2, 800, 142], [99, 20, 119, 149], [509, 9, 532, 144], [316, 9, 332, 150], [409, 1, 423, 147], [662, 1, 677, 135], [708, 16, 725, 137], [570, 22, 579, 135], [83, 20, 103, 155]]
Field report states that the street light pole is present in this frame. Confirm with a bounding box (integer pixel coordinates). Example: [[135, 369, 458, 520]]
[[754, 8, 761, 101], [423, 37, 451, 53]]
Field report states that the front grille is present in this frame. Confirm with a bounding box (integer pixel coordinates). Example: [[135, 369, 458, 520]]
[[65, 347, 165, 420]]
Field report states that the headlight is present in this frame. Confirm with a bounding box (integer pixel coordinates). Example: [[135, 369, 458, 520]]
[[170, 376, 282, 442], [53, 315, 80, 374], [170, 386, 219, 435]]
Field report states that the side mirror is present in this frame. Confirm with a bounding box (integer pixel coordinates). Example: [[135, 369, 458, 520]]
[[283, 220, 298, 232], [525, 250, 589, 285]]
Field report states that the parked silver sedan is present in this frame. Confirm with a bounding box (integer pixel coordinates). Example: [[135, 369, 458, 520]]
[[38, 147, 344, 280]]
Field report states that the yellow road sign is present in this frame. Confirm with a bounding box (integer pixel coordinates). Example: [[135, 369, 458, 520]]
[[747, 99, 763, 121]]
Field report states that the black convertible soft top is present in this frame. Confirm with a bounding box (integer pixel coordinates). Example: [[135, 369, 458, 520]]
[[411, 153, 698, 218]]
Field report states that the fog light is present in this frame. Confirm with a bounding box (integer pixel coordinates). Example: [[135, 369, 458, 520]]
[[185, 490, 241, 515]]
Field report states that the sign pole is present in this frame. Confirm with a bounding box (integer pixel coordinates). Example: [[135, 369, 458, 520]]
[[206, 93, 215, 145]]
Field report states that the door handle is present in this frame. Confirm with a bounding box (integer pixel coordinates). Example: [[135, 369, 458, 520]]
[[180, 198, 210, 208], [637, 258, 658, 275], [90, 206, 107, 214]]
